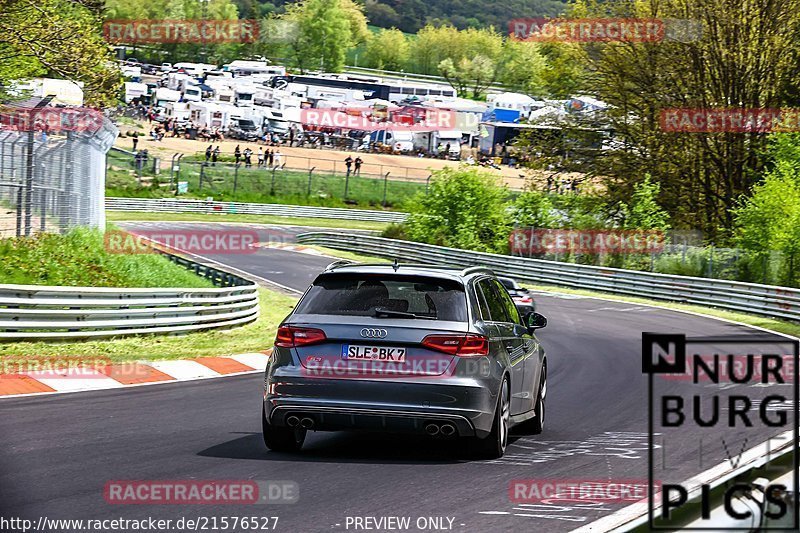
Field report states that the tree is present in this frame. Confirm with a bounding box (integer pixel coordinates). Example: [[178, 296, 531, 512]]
[[734, 156, 800, 286], [105, 0, 243, 64], [496, 40, 547, 96], [280, 0, 366, 72], [439, 55, 496, 99], [0, 0, 120, 105], [404, 167, 512, 253], [511, 188, 557, 228], [570, 0, 800, 240], [364, 0, 401, 29], [363, 28, 409, 70], [620, 176, 671, 231]]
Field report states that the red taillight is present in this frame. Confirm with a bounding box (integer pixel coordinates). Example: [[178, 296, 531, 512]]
[[516, 296, 533, 304], [421, 334, 489, 357], [275, 326, 326, 347]]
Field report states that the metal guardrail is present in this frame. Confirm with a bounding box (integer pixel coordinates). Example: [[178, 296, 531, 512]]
[[294, 233, 800, 322], [106, 197, 409, 223], [0, 242, 259, 341]]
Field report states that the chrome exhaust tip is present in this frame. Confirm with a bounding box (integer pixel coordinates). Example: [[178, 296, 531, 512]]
[[425, 423, 440, 436], [286, 415, 300, 427], [300, 417, 315, 429], [440, 424, 456, 436]]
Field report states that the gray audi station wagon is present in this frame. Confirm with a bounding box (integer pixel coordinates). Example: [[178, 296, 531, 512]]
[[262, 262, 548, 458]]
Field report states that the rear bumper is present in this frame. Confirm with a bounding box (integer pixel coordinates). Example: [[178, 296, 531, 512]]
[[268, 403, 478, 436], [264, 371, 500, 437]]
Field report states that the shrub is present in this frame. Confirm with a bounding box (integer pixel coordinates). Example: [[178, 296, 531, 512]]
[[403, 166, 512, 253]]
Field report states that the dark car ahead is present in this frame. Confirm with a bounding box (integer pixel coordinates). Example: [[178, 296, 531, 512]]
[[498, 276, 536, 316], [262, 262, 548, 458]]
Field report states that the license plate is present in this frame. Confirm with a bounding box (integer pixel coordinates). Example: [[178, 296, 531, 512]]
[[342, 344, 407, 362]]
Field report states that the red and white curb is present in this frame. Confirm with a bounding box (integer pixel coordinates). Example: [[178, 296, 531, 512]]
[[0, 351, 271, 398]]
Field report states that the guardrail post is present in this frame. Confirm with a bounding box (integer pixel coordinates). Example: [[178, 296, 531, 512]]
[[234, 162, 241, 194], [426, 174, 432, 193], [270, 166, 277, 196], [707, 245, 715, 278], [382, 172, 390, 207], [307, 167, 315, 196], [199, 162, 206, 191]]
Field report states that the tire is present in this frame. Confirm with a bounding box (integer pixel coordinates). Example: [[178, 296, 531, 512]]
[[262, 407, 306, 452], [474, 378, 510, 459]]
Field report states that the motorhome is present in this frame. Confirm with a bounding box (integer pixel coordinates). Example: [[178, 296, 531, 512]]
[[234, 85, 258, 107], [212, 86, 235, 104], [182, 84, 203, 102], [123, 81, 148, 104], [434, 130, 463, 159], [188, 101, 240, 130], [121, 65, 141, 81], [163, 102, 191, 123], [167, 72, 193, 92], [153, 87, 181, 107], [11, 78, 85, 106], [253, 89, 303, 110], [362, 130, 415, 153], [251, 105, 291, 136]]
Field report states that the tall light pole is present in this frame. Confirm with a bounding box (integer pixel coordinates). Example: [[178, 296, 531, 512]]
[[199, 0, 210, 60]]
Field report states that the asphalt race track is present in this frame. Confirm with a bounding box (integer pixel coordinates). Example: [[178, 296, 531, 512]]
[[0, 222, 793, 533]]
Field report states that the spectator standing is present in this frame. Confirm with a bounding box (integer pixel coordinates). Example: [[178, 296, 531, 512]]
[[344, 155, 353, 177], [205, 145, 212, 162], [234, 145, 241, 165], [257, 147, 264, 167], [132, 136, 139, 152], [244, 147, 252, 168], [267, 149, 274, 167], [212, 146, 220, 166], [354, 156, 362, 176], [273, 149, 282, 167]]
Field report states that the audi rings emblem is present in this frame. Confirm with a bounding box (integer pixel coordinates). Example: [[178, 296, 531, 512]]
[[360, 328, 388, 338]]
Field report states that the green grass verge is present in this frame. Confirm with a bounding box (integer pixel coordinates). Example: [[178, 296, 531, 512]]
[[107, 150, 424, 210], [0, 228, 214, 288], [106, 210, 391, 231], [0, 288, 297, 361]]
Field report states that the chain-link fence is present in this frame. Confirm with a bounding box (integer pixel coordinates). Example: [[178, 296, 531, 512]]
[[0, 100, 118, 238], [106, 150, 430, 208]]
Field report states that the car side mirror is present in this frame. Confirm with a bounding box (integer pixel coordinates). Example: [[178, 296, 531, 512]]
[[525, 312, 547, 332]]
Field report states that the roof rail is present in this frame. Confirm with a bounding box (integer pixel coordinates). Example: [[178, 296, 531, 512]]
[[460, 266, 495, 276]]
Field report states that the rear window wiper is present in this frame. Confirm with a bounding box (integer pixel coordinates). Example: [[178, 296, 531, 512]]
[[374, 307, 435, 319]]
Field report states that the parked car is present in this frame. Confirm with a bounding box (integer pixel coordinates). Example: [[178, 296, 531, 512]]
[[498, 277, 536, 315], [261, 262, 548, 458], [227, 118, 260, 141]]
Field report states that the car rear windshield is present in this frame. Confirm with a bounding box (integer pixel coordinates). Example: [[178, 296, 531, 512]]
[[294, 273, 467, 321]]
